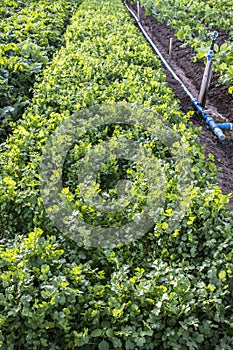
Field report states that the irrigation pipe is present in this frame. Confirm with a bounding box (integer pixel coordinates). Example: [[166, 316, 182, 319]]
[[123, 1, 226, 141], [216, 123, 233, 130]]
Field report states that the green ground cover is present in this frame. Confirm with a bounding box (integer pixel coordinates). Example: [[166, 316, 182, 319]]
[[0, 0, 232, 349], [0, 0, 82, 142]]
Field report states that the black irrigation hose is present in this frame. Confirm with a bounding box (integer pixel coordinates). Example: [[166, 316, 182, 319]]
[[123, 1, 226, 141]]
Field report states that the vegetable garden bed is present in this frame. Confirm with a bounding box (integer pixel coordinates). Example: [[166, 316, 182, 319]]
[[0, 0, 233, 349]]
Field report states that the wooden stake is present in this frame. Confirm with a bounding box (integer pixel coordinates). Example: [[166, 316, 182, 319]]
[[169, 37, 173, 57], [198, 57, 212, 108], [198, 32, 218, 107], [137, 1, 140, 21]]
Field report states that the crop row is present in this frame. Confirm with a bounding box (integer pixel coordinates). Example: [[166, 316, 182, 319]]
[[0, 0, 181, 238], [138, 0, 233, 94], [0, 0, 82, 143], [0, 0, 233, 349]]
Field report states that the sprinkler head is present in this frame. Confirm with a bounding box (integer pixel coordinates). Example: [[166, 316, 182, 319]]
[[210, 31, 218, 41]]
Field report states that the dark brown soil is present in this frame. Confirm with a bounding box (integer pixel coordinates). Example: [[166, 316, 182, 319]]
[[126, 2, 233, 210]]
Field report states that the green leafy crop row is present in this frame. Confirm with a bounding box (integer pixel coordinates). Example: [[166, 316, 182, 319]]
[[0, 0, 82, 143], [0, 0, 233, 349], [138, 0, 233, 94], [0, 0, 183, 238]]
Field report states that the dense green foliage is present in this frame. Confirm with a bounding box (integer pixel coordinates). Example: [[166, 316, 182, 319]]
[[0, 0, 233, 349], [0, 0, 32, 19], [138, 0, 233, 94], [0, 0, 82, 143]]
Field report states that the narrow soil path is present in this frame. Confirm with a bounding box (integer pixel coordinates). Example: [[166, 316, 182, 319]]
[[126, 2, 233, 210]]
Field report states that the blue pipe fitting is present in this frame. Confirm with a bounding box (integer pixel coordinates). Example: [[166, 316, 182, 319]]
[[213, 128, 226, 140], [206, 116, 216, 130], [216, 123, 233, 130], [193, 100, 205, 117], [207, 50, 213, 61], [192, 99, 226, 141]]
